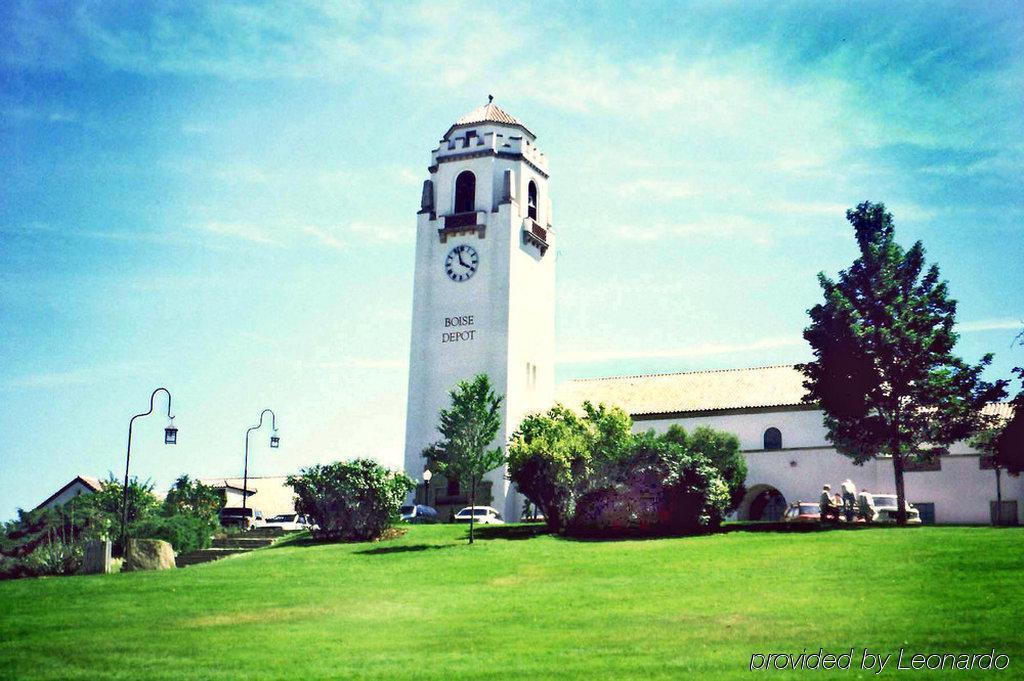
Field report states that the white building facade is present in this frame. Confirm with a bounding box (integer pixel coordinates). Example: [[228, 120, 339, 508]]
[[403, 102, 556, 520], [558, 365, 1020, 525]]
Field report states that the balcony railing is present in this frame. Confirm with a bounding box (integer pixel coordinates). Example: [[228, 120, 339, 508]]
[[444, 212, 480, 229], [522, 219, 549, 256]]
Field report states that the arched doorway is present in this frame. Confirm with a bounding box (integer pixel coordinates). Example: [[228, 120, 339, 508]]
[[740, 485, 787, 521]]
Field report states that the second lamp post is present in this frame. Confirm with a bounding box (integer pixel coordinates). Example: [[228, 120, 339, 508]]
[[243, 408, 279, 510]]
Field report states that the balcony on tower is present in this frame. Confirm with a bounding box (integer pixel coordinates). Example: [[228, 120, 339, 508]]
[[521, 218, 549, 256], [438, 210, 487, 243]]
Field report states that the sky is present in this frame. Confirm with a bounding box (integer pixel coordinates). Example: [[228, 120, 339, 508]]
[[1, 0, 1022, 521]]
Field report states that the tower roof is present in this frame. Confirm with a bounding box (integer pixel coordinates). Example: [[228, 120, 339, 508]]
[[444, 98, 534, 139]]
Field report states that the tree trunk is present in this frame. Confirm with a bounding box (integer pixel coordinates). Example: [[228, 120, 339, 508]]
[[469, 479, 476, 544], [995, 467, 1003, 526], [893, 451, 908, 526]]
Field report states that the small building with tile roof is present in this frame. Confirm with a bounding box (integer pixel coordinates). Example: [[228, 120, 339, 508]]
[[557, 364, 1020, 525], [34, 475, 104, 511]]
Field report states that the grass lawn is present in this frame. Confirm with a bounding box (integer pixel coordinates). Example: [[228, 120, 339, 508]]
[[1, 524, 1022, 680]]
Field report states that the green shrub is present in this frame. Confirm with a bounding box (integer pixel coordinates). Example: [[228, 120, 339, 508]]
[[660, 425, 747, 513], [130, 514, 215, 555], [0, 535, 83, 580], [509, 403, 732, 536], [287, 459, 414, 542], [508, 402, 634, 532], [569, 434, 730, 536]]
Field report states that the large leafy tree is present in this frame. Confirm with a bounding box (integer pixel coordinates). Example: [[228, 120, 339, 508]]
[[508, 402, 634, 532], [424, 374, 505, 543], [660, 425, 746, 513], [799, 202, 1007, 524], [161, 475, 222, 522]]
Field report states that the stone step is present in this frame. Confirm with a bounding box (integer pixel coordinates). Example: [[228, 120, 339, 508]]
[[246, 527, 286, 537], [211, 537, 276, 549]]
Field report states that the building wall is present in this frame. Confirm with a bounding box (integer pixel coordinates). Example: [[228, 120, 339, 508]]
[[37, 481, 97, 510], [404, 121, 555, 521], [637, 408, 1023, 524]]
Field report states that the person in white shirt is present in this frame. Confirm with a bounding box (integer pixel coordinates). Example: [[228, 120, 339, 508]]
[[841, 479, 857, 522], [857, 489, 876, 523]]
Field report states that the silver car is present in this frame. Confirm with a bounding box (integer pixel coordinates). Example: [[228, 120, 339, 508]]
[[453, 506, 504, 525], [870, 494, 922, 524]]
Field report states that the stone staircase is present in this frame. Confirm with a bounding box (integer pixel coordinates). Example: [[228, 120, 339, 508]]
[[176, 527, 288, 568]]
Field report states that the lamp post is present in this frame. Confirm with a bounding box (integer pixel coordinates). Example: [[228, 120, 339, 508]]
[[243, 409, 279, 511], [121, 387, 177, 553], [422, 469, 432, 507]]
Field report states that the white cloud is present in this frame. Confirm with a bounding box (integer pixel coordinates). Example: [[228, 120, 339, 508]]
[[299, 225, 345, 251], [193, 221, 279, 246], [958, 319, 1023, 334]]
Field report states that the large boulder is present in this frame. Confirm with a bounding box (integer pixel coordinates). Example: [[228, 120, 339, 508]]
[[123, 539, 176, 571]]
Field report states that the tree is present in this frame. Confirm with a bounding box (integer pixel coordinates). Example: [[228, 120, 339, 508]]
[[996, 367, 1024, 475], [424, 374, 505, 543], [660, 425, 746, 513], [508, 402, 634, 532], [162, 475, 222, 522], [287, 459, 413, 542], [799, 202, 1007, 524], [974, 364, 1024, 525]]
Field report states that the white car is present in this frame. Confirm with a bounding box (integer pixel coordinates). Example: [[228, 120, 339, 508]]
[[262, 513, 313, 531], [453, 506, 504, 524], [870, 494, 922, 524]]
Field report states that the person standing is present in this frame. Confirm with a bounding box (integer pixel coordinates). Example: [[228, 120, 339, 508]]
[[858, 489, 876, 523], [841, 479, 857, 522], [820, 484, 838, 522]]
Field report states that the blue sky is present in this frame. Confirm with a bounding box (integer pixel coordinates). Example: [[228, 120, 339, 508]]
[[1, 1, 1022, 521]]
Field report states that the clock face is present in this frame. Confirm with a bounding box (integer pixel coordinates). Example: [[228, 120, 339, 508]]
[[445, 244, 479, 282]]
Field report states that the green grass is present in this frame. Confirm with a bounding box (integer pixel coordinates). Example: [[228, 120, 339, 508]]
[[1, 525, 1022, 680]]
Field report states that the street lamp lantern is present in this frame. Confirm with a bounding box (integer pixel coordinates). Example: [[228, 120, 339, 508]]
[[422, 469, 432, 506], [423, 469, 432, 483], [243, 409, 279, 511], [122, 388, 176, 553], [164, 417, 178, 445]]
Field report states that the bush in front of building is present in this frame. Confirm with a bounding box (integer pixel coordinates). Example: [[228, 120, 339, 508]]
[[509, 402, 733, 536], [661, 424, 747, 513], [287, 459, 414, 542], [508, 402, 635, 533], [129, 514, 216, 556], [568, 433, 730, 536]]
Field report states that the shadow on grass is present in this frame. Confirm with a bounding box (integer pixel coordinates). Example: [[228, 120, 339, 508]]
[[467, 523, 551, 541], [355, 544, 457, 556]]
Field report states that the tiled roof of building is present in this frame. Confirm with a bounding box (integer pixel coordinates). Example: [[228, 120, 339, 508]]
[[448, 100, 533, 136], [199, 475, 296, 515], [557, 365, 809, 416], [557, 364, 1017, 420]]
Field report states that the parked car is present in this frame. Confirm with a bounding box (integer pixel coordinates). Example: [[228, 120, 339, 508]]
[[399, 505, 439, 524], [218, 507, 265, 530], [453, 506, 504, 524], [262, 513, 313, 531], [782, 501, 821, 523], [870, 494, 922, 524]]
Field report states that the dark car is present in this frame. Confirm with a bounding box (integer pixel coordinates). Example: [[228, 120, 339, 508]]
[[399, 504, 438, 524], [782, 501, 821, 523], [218, 506, 264, 530]]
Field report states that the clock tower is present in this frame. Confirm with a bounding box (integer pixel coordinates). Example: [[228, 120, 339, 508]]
[[403, 100, 556, 521]]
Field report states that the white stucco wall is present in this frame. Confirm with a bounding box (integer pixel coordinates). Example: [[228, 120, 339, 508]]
[[637, 407, 1023, 524], [37, 480, 98, 510], [404, 118, 555, 521]]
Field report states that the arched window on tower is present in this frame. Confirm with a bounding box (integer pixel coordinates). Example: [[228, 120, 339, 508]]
[[763, 427, 783, 451], [527, 180, 538, 221], [454, 171, 476, 214]]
